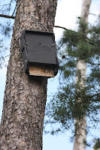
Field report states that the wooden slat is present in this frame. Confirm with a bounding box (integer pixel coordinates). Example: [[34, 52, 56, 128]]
[[29, 65, 54, 77]]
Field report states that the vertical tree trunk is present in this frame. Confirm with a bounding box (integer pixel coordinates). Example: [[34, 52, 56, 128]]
[[0, 0, 57, 150], [73, 0, 91, 150]]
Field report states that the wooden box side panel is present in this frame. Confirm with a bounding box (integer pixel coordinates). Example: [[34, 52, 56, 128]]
[[29, 65, 54, 77]]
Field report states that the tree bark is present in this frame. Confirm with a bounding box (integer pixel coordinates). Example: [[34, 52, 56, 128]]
[[73, 0, 91, 150], [0, 0, 57, 150]]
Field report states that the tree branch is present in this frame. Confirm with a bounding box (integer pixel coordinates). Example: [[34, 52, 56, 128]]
[[54, 25, 69, 31], [0, 14, 15, 19], [54, 25, 77, 33], [54, 25, 98, 47]]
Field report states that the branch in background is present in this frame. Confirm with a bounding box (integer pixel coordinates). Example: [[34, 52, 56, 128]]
[[0, 14, 15, 19], [54, 25, 69, 31], [54, 25, 77, 33], [54, 25, 96, 46], [12, 5, 16, 16], [89, 13, 98, 16]]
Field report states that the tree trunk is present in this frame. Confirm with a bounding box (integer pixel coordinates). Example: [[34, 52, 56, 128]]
[[73, 0, 91, 150], [0, 0, 57, 150]]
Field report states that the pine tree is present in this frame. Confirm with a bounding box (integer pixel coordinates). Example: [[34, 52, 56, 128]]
[[73, 0, 91, 149], [0, 0, 57, 149], [46, 0, 100, 149]]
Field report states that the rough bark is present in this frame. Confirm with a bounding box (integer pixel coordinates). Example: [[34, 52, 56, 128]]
[[0, 0, 57, 150], [73, 0, 91, 150]]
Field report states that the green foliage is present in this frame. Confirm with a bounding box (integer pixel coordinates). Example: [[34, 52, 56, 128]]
[[94, 139, 100, 150], [46, 18, 100, 134]]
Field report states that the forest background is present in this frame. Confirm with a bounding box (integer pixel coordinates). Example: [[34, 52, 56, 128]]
[[0, 0, 100, 150]]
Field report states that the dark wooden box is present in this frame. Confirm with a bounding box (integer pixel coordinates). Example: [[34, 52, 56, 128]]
[[20, 30, 58, 77]]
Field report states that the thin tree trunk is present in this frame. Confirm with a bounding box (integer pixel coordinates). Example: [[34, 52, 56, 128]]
[[0, 0, 57, 150], [73, 0, 91, 150]]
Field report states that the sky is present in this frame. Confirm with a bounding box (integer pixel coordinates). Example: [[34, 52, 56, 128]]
[[0, 0, 100, 150]]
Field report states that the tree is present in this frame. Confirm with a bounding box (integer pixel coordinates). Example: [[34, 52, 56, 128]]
[[0, 0, 57, 149], [46, 0, 100, 149], [73, 0, 91, 150]]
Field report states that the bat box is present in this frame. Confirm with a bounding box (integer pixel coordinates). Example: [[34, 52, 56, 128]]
[[20, 30, 58, 77]]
